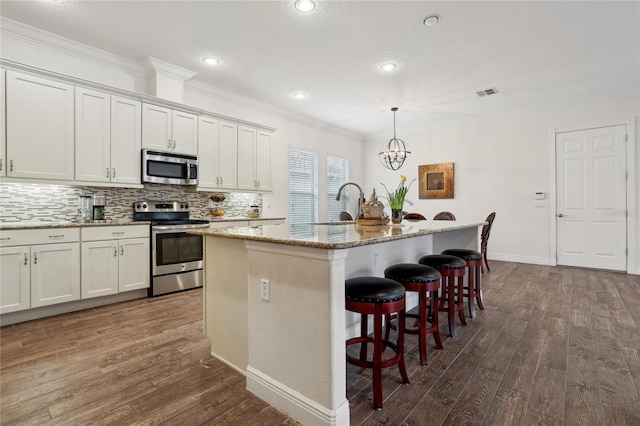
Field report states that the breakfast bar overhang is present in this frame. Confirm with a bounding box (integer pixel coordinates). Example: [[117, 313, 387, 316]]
[[188, 221, 485, 426]]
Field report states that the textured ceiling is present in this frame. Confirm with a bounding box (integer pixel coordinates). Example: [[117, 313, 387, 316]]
[[1, 1, 639, 138]]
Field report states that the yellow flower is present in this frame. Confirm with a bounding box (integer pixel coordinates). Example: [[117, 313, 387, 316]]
[[400, 175, 407, 183]]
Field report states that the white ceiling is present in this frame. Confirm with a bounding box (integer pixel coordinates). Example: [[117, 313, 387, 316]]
[[1, 1, 639, 138]]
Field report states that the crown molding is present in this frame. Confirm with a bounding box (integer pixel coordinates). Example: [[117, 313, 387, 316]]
[[144, 57, 197, 81], [0, 17, 147, 78]]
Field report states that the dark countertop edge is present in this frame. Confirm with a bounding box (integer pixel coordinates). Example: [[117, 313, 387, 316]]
[[0, 221, 151, 230], [188, 222, 486, 249]]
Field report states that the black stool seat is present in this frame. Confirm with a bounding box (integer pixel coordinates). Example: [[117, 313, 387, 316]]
[[418, 254, 466, 269], [345, 276, 409, 410], [384, 263, 443, 365], [346, 277, 405, 303], [384, 263, 441, 283], [442, 249, 482, 261]]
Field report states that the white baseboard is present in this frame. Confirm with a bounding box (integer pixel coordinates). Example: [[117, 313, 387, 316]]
[[246, 366, 350, 426], [488, 253, 554, 266]]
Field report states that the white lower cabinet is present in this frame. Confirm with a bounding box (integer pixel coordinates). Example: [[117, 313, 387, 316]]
[[81, 225, 149, 299], [0, 246, 31, 313], [0, 228, 80, 313]]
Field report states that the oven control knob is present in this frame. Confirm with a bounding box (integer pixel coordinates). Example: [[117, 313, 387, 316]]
[[184, 203, 189, 209], [136, 204, 141, 209], [142, 203, 147, 209]]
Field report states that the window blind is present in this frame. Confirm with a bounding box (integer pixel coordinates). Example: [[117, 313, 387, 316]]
[[289, 148, 318, 230], [327, 155, 350, 222]]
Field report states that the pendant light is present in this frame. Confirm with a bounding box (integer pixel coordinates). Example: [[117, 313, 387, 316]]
[[378, 107, 411, 171]]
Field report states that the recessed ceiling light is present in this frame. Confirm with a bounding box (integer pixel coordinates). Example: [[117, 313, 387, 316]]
[[380, 63, 397, 72], [202, 57, 220, 66], [294, 0, 316, 12], [423, 15, 439, 26], [293, 92, 306, 99]]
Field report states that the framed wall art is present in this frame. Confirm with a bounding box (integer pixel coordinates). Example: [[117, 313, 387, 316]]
[[418, 162, 454, 199]]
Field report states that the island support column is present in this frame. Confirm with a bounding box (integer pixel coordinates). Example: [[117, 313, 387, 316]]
[[244, 242, 350, 426]]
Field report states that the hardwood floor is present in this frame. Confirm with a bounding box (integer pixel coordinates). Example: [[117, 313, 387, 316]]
[[1, 261, 639, 425]]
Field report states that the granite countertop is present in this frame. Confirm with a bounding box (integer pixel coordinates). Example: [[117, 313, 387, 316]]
[[199, 216, 286, 223], [188, 220, 486, 249], [0, 219, 151, 230]]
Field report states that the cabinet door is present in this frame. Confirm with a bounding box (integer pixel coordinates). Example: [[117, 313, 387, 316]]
[[0, 246, 30, 314], [218, 121, 238, 189], [31, 243, 80, 308], [197, 116, 220, 189], [1, 69, 6, 177], [256, 131, 273, 192], [111, 96, 142, 185], [142, 103, 172, 151], [171, 110, 198, 155], [75, 88, 111, 183], [81, 240, 118, 299], [237, 126, 257, 191], [118, 238, 149, 292], [6, 71, 74, 180]]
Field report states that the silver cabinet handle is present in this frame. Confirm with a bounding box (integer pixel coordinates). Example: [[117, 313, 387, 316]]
[[172, 140, 176, 149], [33, 252, 38, 264], [168, 138, 172, 149], [120, 246, 124, 256], [220, 177, 223, 185], [48, 234, 65, 238], [114, 247, 117, 257], [257, 179, 260, 188], [0, 159, 3, 172], [10, 160, 14, 172], [557, 213, 566, 217], [106, 168, 110, 178], [216, 177, 219, 185], [112, 168, 116, 179], [0, 237, 10, 241], [24, 253, 28, 265], [112, 231, 125, 235]]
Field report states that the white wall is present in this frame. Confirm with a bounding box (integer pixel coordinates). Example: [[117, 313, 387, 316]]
[[364, 97, 640, 272], [0, 20, 365, 223]]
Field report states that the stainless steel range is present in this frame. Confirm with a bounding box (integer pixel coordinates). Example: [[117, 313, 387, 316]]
[[133, 200, 210, 296]]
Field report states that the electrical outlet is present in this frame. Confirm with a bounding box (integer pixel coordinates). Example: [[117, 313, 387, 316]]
[[260, 279, 270, 301]]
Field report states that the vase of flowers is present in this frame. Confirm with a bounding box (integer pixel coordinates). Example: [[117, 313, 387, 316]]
[[381, 175, 416, 224]]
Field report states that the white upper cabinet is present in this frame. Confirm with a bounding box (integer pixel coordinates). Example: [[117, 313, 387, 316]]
[[1, 69, 6, 177], [75, 87, 111, 183], [237, 126, 273, 192], [75, 90, 141, 185], [110, 96, 142, 185], [198, 117, 238, 191], [171, 110, 198, 155], [142, 103, 197, 155], [6, 71, 74, 181], [256, 130, 273, 192]]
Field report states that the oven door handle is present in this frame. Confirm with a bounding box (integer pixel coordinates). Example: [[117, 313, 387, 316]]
[[152, 225, 208, 232]]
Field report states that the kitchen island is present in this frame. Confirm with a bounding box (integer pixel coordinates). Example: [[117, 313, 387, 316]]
[[189, 220, 484, 426]]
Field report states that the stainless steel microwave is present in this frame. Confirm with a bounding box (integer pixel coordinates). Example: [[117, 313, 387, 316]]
[[142, 149, 198, 185]]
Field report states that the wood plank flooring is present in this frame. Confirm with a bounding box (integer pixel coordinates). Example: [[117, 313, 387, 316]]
[[1, 261, 639, 425]]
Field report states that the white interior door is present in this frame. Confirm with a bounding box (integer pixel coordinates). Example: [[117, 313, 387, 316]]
[[556, 125, 627, 271]]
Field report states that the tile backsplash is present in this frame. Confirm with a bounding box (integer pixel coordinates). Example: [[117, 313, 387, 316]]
[[0, 182, 261, 222]]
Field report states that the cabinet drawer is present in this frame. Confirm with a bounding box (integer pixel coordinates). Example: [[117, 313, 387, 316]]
[[0, 228, 79, 247], [81, 225, 149, 241]]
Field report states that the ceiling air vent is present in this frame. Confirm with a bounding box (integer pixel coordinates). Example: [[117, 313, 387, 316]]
[[476, 88, 498, 97]]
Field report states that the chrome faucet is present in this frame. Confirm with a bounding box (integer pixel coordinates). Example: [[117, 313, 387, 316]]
[[336, 182, 365, 219]]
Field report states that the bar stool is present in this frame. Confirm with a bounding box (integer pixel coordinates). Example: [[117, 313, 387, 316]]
[[441, 249, 484, 319], [384, 263, 443, 365], [418, 254, 467, 337], [346, 276, 410, 410]]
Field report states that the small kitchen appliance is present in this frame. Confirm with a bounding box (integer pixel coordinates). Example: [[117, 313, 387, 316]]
[[78, 195, 92, 222], [133, 200, 210, 296], [92, 195, 106, 221]]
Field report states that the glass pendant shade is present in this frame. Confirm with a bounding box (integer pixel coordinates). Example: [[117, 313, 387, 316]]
[[378, 107, 411, 171]]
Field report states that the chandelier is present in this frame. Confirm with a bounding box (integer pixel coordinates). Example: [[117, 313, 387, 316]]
[[378, 107, 411, 171]]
